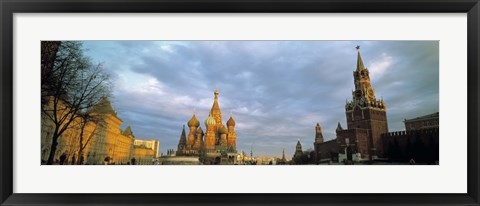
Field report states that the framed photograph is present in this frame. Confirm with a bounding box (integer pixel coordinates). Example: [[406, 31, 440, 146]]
[[1, 0, 479, 205]]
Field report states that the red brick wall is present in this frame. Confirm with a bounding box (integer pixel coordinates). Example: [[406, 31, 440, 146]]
[[346, 106, 388, 158]]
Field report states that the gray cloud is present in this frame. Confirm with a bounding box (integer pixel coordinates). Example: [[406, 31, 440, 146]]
[[82, 41, 439, 158]]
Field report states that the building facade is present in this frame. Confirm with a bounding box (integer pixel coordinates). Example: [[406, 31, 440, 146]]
[[404, 112, 439, 131], [41, 98, 160, 165]]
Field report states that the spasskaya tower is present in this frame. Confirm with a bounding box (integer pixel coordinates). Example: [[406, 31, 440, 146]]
[[344, 46, 388, 158]]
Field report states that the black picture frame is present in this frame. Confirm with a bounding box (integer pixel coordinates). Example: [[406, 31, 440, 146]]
[[1, 0, 479, 205]]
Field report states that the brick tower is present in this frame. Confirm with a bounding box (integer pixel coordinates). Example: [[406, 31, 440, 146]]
[[345, 46, 388, 158]]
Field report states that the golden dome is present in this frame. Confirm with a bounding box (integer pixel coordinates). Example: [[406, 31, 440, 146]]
[[205, 113, 216, 127], [219, 125, 228, 134], [187, 114, 200, 127], [227, 116, 235, 127]]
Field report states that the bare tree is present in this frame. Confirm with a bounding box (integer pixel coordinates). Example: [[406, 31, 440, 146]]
[[41, 41, 61, 107], [41, 41, 111, 165], [75, 112, 104, 165]]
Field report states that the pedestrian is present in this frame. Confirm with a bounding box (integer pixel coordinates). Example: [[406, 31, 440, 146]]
[[59, 153, 67, 165]]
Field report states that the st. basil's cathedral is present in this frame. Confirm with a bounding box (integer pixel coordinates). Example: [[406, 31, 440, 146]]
[[173, 89, 238, 164]]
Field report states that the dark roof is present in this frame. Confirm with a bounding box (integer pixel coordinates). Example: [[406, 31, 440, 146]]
[[123, 125, 134, 137], [405, 112, 439, 122], [91, 97, 116, 115]]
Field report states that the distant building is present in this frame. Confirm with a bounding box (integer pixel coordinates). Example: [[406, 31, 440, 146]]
[[293, 140, 315, 164], [404, 112, 439, 131], [134, 139, 160, 158], [276, 148, 287, 165], [294, 140, 303, 158], [132, 139, 160, 164]]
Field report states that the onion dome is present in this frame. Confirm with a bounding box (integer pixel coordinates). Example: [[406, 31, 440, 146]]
[[219, 125, 228, 134], [196, 126, 204, 135], [205, 113, 216, 127], [227, 116, 236, 127], [188, 114, 200, 127]]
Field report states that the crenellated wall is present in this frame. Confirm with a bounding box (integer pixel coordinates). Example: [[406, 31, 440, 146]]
[[381, 128, 439, 163]]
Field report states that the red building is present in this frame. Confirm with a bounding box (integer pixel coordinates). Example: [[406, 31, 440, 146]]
[[313, 46, 439, 164]]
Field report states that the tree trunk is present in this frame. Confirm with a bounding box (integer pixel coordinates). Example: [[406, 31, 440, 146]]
[[46, 128, 60, 165], [76, 120, 86, 165], [76, 151, 83, 165]]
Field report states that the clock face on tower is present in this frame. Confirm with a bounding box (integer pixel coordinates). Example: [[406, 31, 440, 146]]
[[355, 90, 362, 98]]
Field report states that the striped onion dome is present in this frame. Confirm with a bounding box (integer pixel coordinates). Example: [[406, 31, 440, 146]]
[[205, 113, 216, 127]]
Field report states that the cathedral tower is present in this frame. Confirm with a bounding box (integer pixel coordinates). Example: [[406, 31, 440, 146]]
[[193, 126, 204, 150], [204, 113, 217, 150], [176, 125, 187, 155], [226, 114, 237, 149], [345, 46, 388, 158], [210, 88, 223, 131], [219, 125, 228, 147], [187, 114, 200, 150]]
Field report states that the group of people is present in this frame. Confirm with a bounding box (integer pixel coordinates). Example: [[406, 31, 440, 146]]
[[48, 153, 142, 165]]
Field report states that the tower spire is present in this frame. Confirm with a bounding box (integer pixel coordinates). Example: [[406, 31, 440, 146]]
[[180, 125, 186, 141], [210, 88, 222, 130], [336, 121, 344, 131], [356, 45, 366, 71], [315, 123, 324, 144], [177, 125, 187, 154]]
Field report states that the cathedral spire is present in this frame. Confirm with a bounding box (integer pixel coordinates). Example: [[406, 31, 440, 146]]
[[177, 125, 187, 153], [356, 45, 366, 71], [210, 88, 223, 130], [180, 125, 186, 142]]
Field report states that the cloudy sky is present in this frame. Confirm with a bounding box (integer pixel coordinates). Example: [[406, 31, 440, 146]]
[[81, 41, 439, 158]]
